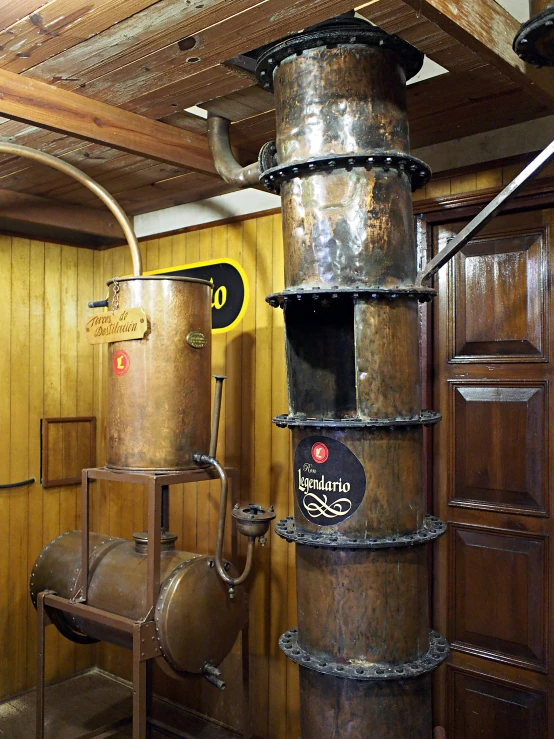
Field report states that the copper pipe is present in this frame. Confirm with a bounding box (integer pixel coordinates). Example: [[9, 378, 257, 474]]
[[207, 115, 261, 187], [193, 453, 255, 595], [0, 142, 142, 276], [209, 375, 226, 457]]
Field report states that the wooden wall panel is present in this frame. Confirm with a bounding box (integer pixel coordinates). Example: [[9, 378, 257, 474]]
[[447, 666, 548, 739], [450, 230, 547, 362], [451, 383, 548, 514], [450, 525, 548, 671], [0, 235, 96, 700]]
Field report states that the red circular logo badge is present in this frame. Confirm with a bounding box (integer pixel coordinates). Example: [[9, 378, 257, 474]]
[[113, 349, 130, 376], [311, 442, 329, 464]]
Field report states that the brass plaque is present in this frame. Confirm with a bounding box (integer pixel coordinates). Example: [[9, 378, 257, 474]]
[[85, 307, 148, 345], [186, 331, 207, 349]]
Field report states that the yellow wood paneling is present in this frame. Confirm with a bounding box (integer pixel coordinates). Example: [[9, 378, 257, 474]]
[[0, 235, 96, 700]]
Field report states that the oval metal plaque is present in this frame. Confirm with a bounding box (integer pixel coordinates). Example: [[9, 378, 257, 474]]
[[186, 331, 208, 349]]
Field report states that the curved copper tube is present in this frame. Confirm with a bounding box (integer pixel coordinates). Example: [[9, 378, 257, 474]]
[[0, 142, 142, 276], [193, 453, 255, 594], [207, 114, 261, 188]]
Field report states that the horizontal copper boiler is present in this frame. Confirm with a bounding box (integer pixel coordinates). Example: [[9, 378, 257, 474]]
[[31, 531, 247, 676], [106, 275, 212, 472]]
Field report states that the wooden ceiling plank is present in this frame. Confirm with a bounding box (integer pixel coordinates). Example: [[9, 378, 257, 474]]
[[198, 86, 275, 122], [0, 187, 123, 240], [22, 0, 264, 83], [115, 176, 237, 216], [0, 67, 216, 174], [0, 2, 51, 30], [43, 159, 190, 204], [128, 65, 254, 119], [31, 154, 161, 199], [25, 0, 355, 109], [399, 0, 554, 111], [0, 0, 164, 75]]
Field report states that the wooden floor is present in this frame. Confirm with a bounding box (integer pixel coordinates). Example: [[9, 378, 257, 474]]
[[0, 669, 238, 739]]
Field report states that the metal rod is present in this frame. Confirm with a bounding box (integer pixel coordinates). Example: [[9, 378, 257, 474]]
[[0, 142, 142, 276], [36, 591, 47, 739], [207, 115, 261, 188], [192, 454, 255, 593], [209, 375, 226, 458], [147, 477, 162, 613], [241, 621, 252, 739], [87, 299, 109, 309], [80, 469, 90, 603], [161, 484, 170, 532], [417, 138, 554, 285], [0, 477, 35, 489], [132, 623, 147, 739]]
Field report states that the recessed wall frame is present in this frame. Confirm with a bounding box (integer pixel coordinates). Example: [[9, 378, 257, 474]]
[[41, 417, 96, 488]]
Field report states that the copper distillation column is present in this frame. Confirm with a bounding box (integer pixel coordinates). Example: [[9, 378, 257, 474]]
[[257, 20, 448, 738], [206, 13, 554, 737], [210, 16, 449, 737]]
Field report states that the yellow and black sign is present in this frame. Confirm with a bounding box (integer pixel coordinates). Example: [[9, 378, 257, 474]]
[[145, 258, 249, 334]]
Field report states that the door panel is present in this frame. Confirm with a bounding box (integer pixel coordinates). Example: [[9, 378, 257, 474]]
[[451, 382, 548, 514], [432, 208, 554, 736], [448, 667, 548, 739], [449, 227, 548, 363], [450, 525, 547, 670]]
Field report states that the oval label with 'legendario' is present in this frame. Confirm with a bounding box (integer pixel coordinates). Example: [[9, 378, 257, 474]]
[[294, 436, 366, 526]]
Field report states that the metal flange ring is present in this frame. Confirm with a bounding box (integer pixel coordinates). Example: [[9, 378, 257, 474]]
[[279, 629, 449, 680], [272, 410, 442, 429], [261, 152, 431, 194], [513, 6, 554, 67], [275, 514, 446, 550], [255, 24, 424, 90], [266, 285, 437, 306]]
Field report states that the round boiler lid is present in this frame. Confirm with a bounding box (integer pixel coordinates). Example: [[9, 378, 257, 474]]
[[155, 555, 248, 674], [106, 275, 212, 288], [255, 18, 424, 91]]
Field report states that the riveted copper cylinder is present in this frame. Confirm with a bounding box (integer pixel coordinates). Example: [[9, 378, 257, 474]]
[[255, 16, 447, 739], [106, 276, 212, 471], [299, 672, 432, 739], [296, 546, 429, 665], [30, 531, 248, 673], [274, 45, 417, 290], [291, 426, 424, 537]]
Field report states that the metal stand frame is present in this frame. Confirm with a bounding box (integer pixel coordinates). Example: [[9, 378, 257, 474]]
[[35, 466, 251, 739]]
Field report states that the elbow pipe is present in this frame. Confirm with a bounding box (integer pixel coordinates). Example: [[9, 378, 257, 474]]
[[193, 453, 255, 594], [207, 114, 261, 188]]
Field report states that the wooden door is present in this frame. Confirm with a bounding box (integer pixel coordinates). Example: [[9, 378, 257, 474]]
[[432, 207, 554, 738]]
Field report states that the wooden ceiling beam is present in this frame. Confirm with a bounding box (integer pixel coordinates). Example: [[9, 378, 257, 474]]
[[0, 67, 216, 174], [0, 187, 124, 244], [399, 0, 554, 111]]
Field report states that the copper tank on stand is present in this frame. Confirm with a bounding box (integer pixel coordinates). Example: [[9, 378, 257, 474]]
[[105, 275, 212, 472]]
